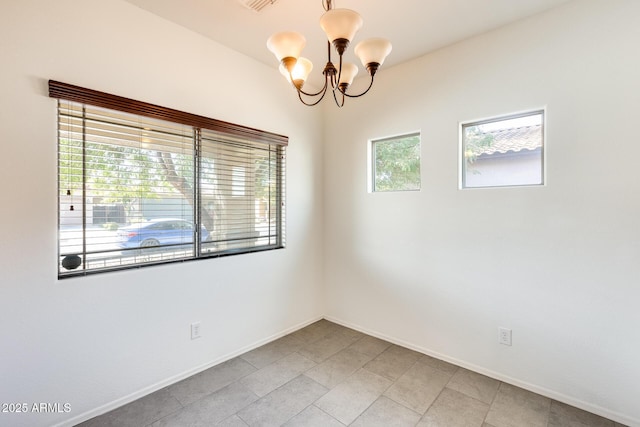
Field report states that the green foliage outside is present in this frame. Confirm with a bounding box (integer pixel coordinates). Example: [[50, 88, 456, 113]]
[[374, 135, 421, 191], [59, 139, 176, 218], [59, 137, 276, 232], [463, 126, 494, 175]]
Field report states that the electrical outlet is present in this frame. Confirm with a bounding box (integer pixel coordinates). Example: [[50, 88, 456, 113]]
[[191, 322, 201, 340], [498, 327, 512, 346]]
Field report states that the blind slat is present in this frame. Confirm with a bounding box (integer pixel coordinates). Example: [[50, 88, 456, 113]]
[[50, 80, 288, 146]]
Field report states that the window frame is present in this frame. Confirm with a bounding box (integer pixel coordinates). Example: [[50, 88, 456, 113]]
[[459, 109, 546, 190], [368, 131, 422, 193], [51, 80, 287, 278]]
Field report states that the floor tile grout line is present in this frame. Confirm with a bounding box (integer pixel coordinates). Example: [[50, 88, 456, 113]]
[[386, 360, 501, 425], [304, 352, 411, 427], [238, 371, 330, 426], [379, 357, 423, 415], [479, 379, 503, 425], [312, 403, 347, 426], [272, 366, 333, 426], [111, 388, 187, 427], [544, 394, 553, 427], [360, 357, 427, 424], [239, 333, 312, 370], [143, 399, 185, 427], [415, 373, 453, 425], [302, 360, 357, 422], [348, 380, 395, 425], [159, 360, 262, 426], [239, 354, 264, 370], [166, 357, 260, 407]]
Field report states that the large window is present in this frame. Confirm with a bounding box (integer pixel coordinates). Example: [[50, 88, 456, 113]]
[[52, 81, 286, 278], [461, 110, 544, 189], [370, 132, 421, 192]]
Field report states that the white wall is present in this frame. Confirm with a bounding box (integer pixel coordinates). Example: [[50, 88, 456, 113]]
[[3, 0, 640, 425], [466, 150, 543, 188], [323, 0, 640, 425], [0, 1, 324, 426]]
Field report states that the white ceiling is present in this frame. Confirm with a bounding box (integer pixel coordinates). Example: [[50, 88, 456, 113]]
[[124, 0, 572, 88]]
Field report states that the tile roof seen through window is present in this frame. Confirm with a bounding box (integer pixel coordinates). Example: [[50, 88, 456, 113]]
[[472, 124, 542, 156]]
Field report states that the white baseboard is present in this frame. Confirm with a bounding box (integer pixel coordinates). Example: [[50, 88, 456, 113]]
[[324, 315, 638, 427], [57, 315, 323, 427]]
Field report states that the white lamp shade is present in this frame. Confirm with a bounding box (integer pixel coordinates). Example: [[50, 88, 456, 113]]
[[338, 63, 359, 86], [354, 38, 392, 66], [267, 31, 306, 61], [279, 57, 313, 84], [320, 9, 363, 43]]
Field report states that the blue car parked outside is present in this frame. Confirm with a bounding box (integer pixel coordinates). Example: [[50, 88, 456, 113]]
[[117, 218, 210, 249]]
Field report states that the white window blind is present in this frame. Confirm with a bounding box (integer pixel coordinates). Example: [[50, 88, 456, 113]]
[[53, 81, 286, 277], [200, 130, 285, 254]]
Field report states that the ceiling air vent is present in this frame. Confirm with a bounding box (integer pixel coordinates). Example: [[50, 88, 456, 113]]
[[237, 0, 278, 13]]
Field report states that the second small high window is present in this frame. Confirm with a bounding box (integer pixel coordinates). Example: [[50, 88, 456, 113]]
[[461, 110, 545, 189]]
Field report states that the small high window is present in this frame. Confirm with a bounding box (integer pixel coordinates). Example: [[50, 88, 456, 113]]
[[461, 110, 544, 189], [370, 132, 421, 192]]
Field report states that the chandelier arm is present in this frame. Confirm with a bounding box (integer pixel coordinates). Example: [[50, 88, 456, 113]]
[[341, 75, 375, 98], [298, 85, 328, 97], [330, 70, 338, 90], [332, 54, 344, 92], [296, 73, 329, 97], [332, 87, 345, 107], [298, 86, 328, 106]]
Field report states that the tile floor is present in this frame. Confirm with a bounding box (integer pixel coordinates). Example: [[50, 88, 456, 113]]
[[78, 320, 625, 427]]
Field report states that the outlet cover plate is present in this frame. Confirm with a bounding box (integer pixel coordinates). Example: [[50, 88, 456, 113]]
[[498, 327, 512, 346], [191, 322, 201, 340]]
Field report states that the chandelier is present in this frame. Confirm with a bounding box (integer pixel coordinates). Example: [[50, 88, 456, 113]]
[[266, 0, 392, 107]]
